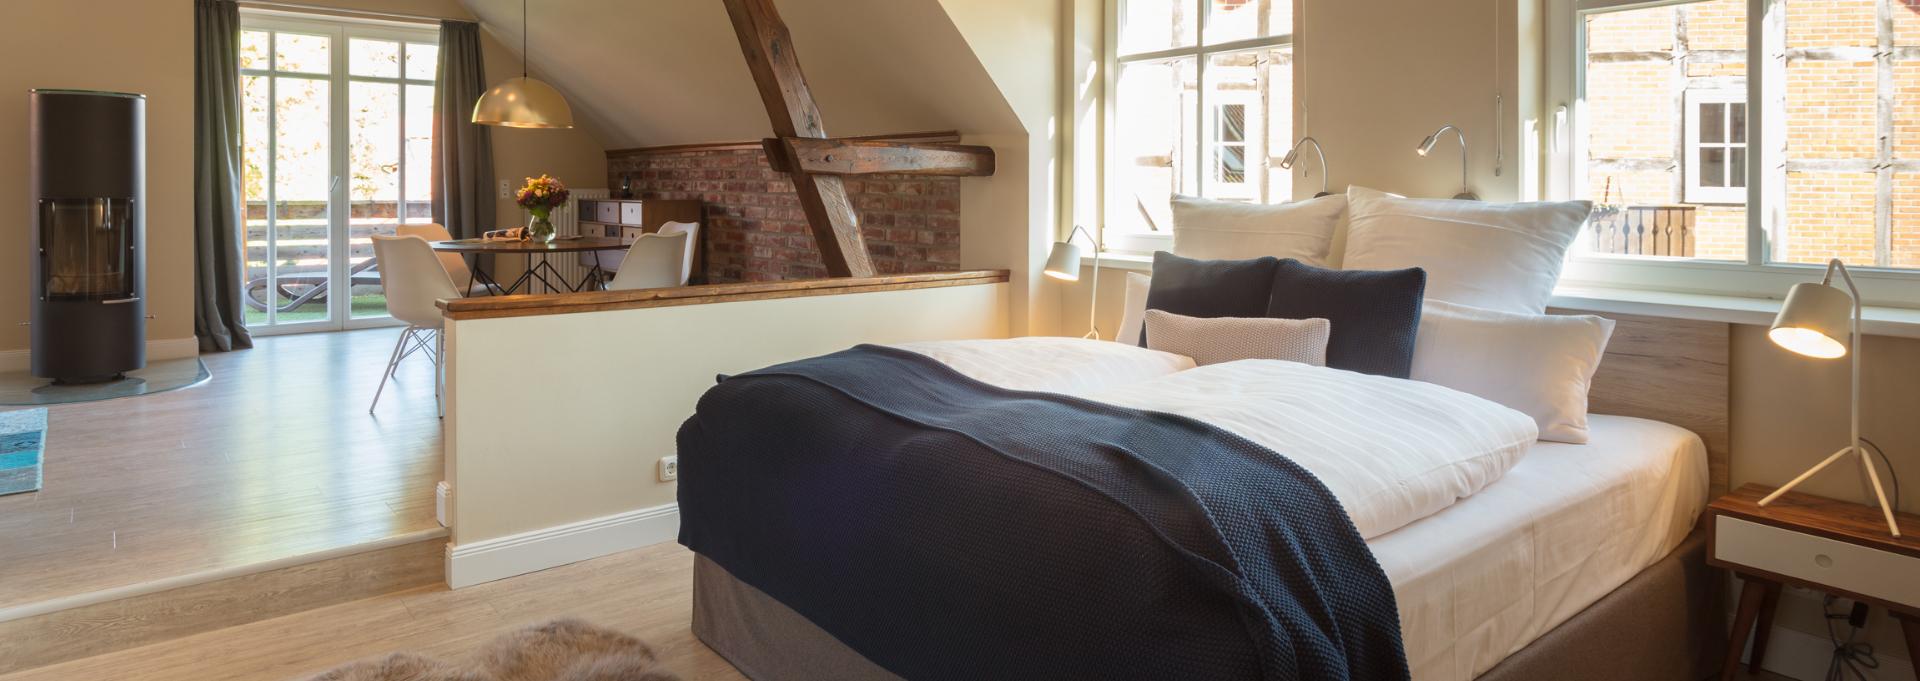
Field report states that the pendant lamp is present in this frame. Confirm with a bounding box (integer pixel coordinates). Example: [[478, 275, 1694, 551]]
[[473, 0, 573, 129]]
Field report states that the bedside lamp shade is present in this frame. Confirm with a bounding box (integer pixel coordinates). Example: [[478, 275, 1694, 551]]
[[1769, 282, 1852, 359], [1044, 241, 1083, 281]]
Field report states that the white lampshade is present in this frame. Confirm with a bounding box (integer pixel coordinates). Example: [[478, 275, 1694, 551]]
[[1770, 282, 1853, 359], [472, 77, 574, 129], [1044, 241, 1082, 281]]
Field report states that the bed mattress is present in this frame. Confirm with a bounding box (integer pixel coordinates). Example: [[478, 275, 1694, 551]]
[[1378, 413, 1709, 681]]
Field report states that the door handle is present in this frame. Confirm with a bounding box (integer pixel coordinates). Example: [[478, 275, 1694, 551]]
[[331, 176, 341, 193], [102, 298, 141, 305]]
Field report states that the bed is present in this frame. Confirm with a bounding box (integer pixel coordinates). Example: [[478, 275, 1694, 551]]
[[677, 191, 1733, 681], [678, 310, 1731, 681]]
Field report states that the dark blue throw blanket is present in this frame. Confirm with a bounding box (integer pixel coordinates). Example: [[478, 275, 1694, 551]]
[[678, 345, 1408, 681]]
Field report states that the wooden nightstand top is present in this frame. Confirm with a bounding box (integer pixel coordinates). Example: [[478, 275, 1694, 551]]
[[1709, 484, 1920, 561]]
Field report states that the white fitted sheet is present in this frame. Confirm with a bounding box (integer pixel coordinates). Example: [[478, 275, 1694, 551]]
[[1374, 413, 1709, 681]]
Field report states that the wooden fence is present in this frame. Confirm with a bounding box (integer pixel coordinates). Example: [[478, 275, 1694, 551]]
[[1590, 205, 1696, 257]]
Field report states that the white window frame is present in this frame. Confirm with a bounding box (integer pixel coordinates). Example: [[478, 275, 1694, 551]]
[[1683, 89, 1748, 205], [1547, 0, 1920, 308], [1204, 91, 1260, 200], [1101, 0, 1293, 254], [239, 10, 439, 334]]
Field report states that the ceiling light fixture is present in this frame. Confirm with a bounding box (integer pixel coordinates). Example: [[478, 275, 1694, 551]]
[[472, 0, 574, 129]]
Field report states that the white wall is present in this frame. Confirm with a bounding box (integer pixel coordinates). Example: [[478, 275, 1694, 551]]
[[444, 282, 1010, 584]]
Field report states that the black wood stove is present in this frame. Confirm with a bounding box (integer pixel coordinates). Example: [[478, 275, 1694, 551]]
[[29, 90, 146, 384]]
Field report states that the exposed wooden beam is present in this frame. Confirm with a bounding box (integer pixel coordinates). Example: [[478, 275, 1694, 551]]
[[722, 0, 873, 278], [605, 130, 962, 160], [764, 138, 996, 177]]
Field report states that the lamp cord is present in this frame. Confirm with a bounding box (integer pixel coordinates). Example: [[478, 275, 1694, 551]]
[[522, 0, 528, 78], [1861, 437, 1900, 513], [1822, 595, 1880, 681]]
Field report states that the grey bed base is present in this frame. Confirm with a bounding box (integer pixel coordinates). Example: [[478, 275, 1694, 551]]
[[691, 527, 1726, 681]]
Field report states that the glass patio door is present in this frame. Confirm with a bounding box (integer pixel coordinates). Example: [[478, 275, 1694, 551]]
[[239, 15, 438, 334]]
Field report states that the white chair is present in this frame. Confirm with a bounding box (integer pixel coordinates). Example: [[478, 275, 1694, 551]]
[[607, 232, 690, 291], [397, 223, 493, 296], [370, 234, 460, 416], [657, 221, 700, 287]]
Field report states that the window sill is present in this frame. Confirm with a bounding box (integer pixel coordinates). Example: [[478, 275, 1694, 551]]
[[1082, 255, 1920, 338], [1551, 286, 1920, 338], [1082, 252, 1153, 272]]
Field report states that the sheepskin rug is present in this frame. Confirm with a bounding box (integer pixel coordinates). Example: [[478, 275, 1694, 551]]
[[308, 617, 681, 681]]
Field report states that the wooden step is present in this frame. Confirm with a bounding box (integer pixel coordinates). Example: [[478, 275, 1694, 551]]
[[0, 528, 447, 676]]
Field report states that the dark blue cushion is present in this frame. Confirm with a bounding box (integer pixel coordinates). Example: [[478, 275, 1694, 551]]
[[1141, 251, 1281, 346], [1266, 259, 1426, 378]]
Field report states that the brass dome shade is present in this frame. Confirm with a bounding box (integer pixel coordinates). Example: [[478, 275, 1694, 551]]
[[472, 77, 574, 129]]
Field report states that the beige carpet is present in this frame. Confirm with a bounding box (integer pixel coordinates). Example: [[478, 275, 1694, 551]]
[[308, 617, 681, 681]]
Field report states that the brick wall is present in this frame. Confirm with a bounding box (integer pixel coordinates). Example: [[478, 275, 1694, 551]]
[[607, 148, 960, 283]]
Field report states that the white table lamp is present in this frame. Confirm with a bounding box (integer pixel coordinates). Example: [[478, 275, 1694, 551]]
[[1758, 258, 1901, 537], [1044, 225, 1102, 340]]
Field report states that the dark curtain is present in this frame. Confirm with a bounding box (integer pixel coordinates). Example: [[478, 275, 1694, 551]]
[[431, 21, 495, 240], [192, 0, 252, 353]]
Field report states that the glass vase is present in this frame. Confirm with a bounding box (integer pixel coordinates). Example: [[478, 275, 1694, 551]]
[[527, 214, 557, 243]]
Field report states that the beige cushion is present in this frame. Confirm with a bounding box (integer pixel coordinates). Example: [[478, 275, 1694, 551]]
[[1144, 310, 1330, 367]]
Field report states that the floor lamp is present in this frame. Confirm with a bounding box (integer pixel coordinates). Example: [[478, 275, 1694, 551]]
[[1044, 225, 1101, 340], [1758, 258, 1901, 537]]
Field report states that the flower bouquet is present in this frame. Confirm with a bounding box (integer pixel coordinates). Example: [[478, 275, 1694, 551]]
[[517, 175, 571, 243]]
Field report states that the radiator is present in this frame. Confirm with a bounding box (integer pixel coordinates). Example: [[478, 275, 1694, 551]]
[[531, 188, 610, 294]]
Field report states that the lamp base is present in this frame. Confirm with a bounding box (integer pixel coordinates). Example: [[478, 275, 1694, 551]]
[[1757, 445, 1902, 537]]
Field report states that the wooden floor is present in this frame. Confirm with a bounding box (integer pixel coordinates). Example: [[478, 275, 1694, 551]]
[[0, 542, 747, 681], [0, 329, 445, 612], [0, 535, 1805, 681]]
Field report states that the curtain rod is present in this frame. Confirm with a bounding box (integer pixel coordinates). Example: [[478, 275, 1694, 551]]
[[237, 1, 473, 24]]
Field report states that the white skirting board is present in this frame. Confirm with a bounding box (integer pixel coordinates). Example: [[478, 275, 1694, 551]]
[[0, 338, 200, 374], [1746, 621, 1914, 681], [446, 503, 680, 589]]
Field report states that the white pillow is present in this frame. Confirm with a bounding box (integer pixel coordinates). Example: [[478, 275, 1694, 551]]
[[1171, 193, 1346, 266], [1144, 310, 1330, 367], [1410, 300, 1616, 444], [894, 337, 1194, 395], [1116, 271, 1151, 346], [1343, 186, 1590, 314]]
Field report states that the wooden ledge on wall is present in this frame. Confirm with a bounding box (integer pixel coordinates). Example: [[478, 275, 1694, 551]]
[[604, 130, 964, 160], [437, 270, 1011, 321]]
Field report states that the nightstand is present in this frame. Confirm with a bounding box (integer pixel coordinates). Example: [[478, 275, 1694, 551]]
[[1707, 484, 1920, 681]]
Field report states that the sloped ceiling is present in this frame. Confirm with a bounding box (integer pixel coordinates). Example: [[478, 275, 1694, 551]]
[[457, 0, 1027, 150]]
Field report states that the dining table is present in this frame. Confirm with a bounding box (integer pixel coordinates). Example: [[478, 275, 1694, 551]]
[[428, 236, 631, 296]]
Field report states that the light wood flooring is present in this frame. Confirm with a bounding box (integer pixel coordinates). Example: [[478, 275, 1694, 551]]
[[0, 536, 1808, 681], [0, 328, 445, 612], [0, 541, 748, 681]]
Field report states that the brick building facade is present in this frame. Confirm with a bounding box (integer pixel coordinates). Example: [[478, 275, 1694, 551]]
[[1586, 0, 1920, 268], [607, 148, 961, 283]]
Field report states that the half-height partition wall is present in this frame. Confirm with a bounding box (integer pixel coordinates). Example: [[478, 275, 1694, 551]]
[[436, 270, 1011, 587]]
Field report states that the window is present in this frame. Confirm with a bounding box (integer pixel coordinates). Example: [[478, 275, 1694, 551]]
[[1552, 0, 1920, 304], [1685, 90, 1747, 205], [1104, 0, 1293, 251], [240, 13, 437, 332]]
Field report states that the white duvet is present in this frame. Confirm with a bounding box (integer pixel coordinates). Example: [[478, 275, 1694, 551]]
[[897, 337, 1540, 539]]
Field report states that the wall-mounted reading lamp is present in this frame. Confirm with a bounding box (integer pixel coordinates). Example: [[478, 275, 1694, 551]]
[[1279, 137, 1333, 198], [1416, 126, 1478, 201]]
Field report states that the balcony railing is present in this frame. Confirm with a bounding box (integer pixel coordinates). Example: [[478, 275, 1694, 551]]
[[1589, 205, 1696, 258]]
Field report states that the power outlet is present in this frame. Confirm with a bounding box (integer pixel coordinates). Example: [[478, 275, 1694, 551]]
[[498, 179, 511, 199], [658, 456, 679, 482]]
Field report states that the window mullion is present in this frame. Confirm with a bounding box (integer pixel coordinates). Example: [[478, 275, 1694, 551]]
[[1744, 0, 1765, 266]]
